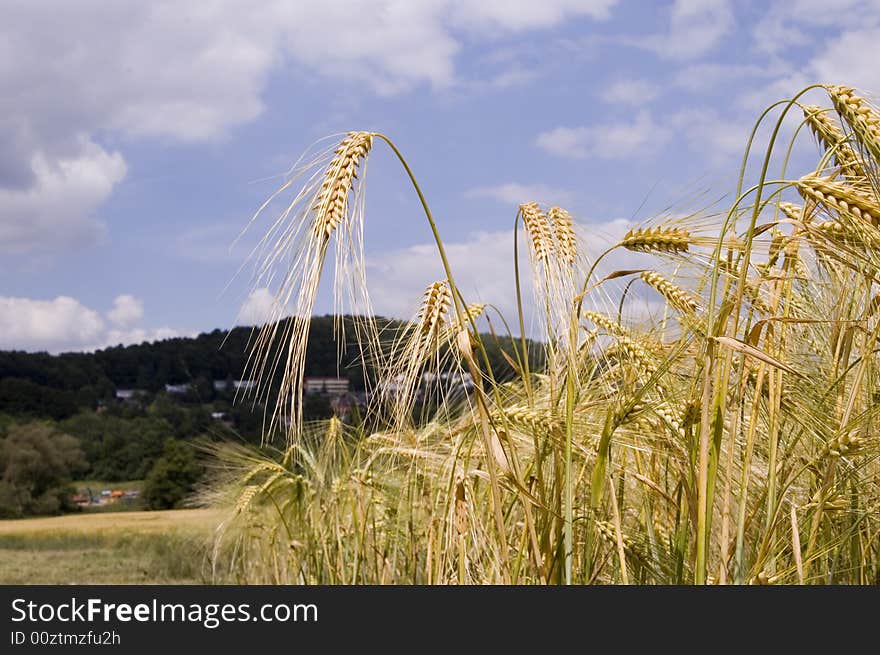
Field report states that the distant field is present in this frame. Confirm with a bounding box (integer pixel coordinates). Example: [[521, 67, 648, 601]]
[[0, 509, 224, 584]]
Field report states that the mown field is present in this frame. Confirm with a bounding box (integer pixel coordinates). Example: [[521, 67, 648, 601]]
[[0, 509, 222, 584]]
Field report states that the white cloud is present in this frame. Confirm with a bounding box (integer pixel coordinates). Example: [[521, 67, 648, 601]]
[[633, 0, 733, 60], [535, 111, 670, 159], [0, 296, 105, 353], [750, 1, 878, 56], [1, 1, 619, 254], [364, 217, 644, 334], [448, 0, 617, 31], [465, 183, 574, 206], [739, 25, 880, 118], [0, 139, 126, 253], [808, 28, 880, 93], [0, 294, 183, 352], [487, 67, 539, 90], [107, 294, 144, 327], [102, 327, 189, 350], [672, 64, 781, 93], [667, 108, 752, 162], [174, 223, 255, 264], [601, 79, 660, 105], [238, 287, 284, 326]]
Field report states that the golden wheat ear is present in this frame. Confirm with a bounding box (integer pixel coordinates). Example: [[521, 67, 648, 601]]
[[639, 270, 699, 315], [241, 131, 374, 444], [825, 85, 880, 161], [520, 202, 555, 263], [621, 226, 691, 254], [313, 132, 373, 239], [547, 206, 577, 265], [802, 104, 867, 180], [796, 175, 880, 226]]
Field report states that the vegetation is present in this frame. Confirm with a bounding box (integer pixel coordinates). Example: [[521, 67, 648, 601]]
[[0, 509, 220, 584], [0, 314, 540, 518], [0, 423, 87, 518], [142, 439, 204, 510], [209, 85, 880, 585]]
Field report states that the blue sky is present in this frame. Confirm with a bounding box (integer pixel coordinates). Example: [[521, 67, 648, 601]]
[[2, 0, 880, 352]]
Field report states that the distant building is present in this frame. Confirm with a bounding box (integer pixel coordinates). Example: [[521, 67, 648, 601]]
[[233, 379, 257, 391], [213, 380, 229, 391], [165, 383, 191, 394], [304, 377, 349, 396], [115, 389, 147, 401]]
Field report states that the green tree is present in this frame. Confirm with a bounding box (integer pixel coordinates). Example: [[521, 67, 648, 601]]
[[142, 439, 203, 510], [0, 423, 88, 517]]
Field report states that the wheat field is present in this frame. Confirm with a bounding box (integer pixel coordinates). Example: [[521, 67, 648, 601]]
[[208, 84, 880, 585]]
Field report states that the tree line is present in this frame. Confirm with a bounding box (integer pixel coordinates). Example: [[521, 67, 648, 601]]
[[0, 316, 543, 516]]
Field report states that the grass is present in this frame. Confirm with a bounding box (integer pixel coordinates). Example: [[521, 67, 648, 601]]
[[0, 509, 222, 584], [205, 84, 880, 585]]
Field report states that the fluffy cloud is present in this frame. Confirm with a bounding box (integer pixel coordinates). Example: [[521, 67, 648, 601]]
[[807, 28, 880, 93], [631, 0, 733, 60], [0, 294, 181, 352], [0, 140, 126, 254], [0, 296, 105, 353], [672, 64, 780, 93], [465, 183, 574, 206], [103, 327, 187, 350], [750, 0, 878, 56], [601, 79, 661, 106], [0, 1, 618, 255], [107, 295, 144, 327], [237, 287, 284, 326], [363, 217, 646, 333], [535, 111, 670, 159]]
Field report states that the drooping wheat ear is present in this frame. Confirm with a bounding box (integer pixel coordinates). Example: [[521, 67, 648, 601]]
[[804, 492, 849, 512], [463, 303, 486, 322], [520, 202, 555, 263], [583, 310, 627, 336], [646, 404, 690, 462], [768, 228, 786, 266], [778, 202, 807, 223], [640, 270, 698, 314], [812, 220, 863, 246], [820, 432, 865, 459], [417, 280, 452, 339], [612, 400, 647, 427], [502, 405, 560, 432], [802, 104, 867, 180], [313, 131, 373, 239], [548, 206, 577, 265], [612, 333, 665, 394], [234, 485, 260, 515], [594, 519, 634, 549], [825, 85, 880, 161], [621, 226, 691, 254], [795, 176, 880, 226]]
